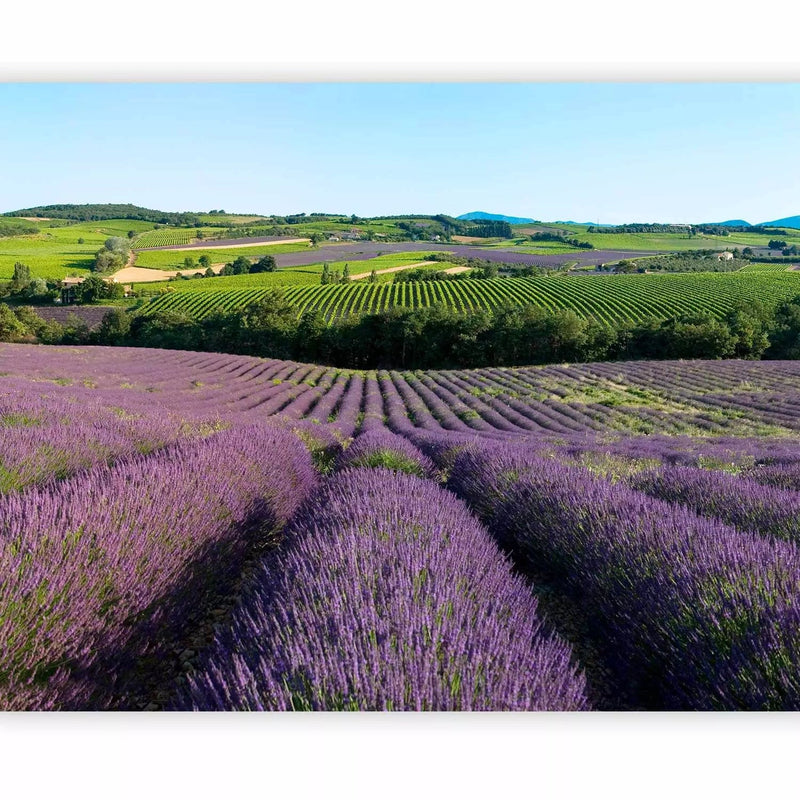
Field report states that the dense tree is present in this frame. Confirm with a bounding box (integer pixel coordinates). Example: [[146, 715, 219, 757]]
[[10, 290, 792, 371], [10, 262, 32, 290], [93, 237, 131, 273], [94, 308, 131, 345], [0, 304, 27, 341], [765, 297, 800, 359], [251, 255, 276, 273], [231, 256, 251, 275], [4, 203, 203, 226], [76, 275, 124, 304]]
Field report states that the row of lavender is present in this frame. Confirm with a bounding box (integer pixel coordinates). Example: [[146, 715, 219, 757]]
[[175, 430, 590, 711], [0, 382, 200, 494], [6, 346, 800, 445], [0, 424, 316, 710], [403, 433, 800, 710]]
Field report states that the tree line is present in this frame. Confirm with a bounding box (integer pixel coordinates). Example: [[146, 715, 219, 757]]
[[4, 204, 204, 226], [7, 291, 800, 371]]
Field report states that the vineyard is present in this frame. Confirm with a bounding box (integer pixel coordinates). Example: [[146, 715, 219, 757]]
[[141, 270, 800, 323], [738, 262, 797, 273], [3, 342, 800, 711], [133, 228, 215, 248]]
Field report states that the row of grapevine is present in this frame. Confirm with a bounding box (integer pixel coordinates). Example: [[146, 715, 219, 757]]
[[133, 229, 206, 248], [141, 271, 800, 324]]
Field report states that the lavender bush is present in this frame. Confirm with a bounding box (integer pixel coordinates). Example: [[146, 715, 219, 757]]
[[336, 429, 436, 478], [448, 444, 800, 710], [0, 424, 317, 710], [630, 466, 800, 544], [176, 469, 589, 711]]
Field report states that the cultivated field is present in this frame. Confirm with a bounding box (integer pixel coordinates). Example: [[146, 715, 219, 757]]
[[3, 343, 800, 710], [0, 219, 155, 279], [133, 253, 448, 293], [133, 241, 315, 270], [132, 227, 229, 249], [141, 270, 800, 323]]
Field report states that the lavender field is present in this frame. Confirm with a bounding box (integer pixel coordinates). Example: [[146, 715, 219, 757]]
[[144, 238, 648, 270], [3, 342, 800, 710]]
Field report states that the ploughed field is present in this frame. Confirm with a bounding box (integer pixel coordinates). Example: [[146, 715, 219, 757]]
[[143, 270, 800, 324], [3, 342, 800, 710]]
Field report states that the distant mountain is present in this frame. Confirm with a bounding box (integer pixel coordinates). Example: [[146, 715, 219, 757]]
[[555, 221, 615, 227], [758, 215, 800, 230], [706, 219, 752, 227], [457, 211, 535, 225]]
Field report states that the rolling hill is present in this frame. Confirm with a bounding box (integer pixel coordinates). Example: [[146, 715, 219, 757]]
[[457, 211, 535, 224], [759, 215, 800, 230]]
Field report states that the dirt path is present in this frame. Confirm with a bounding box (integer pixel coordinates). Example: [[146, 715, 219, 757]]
[[441, 266, 472, 275], [111, 264, 225, 283], [349, 261, 438, 280], [165, 237, 309, 252]]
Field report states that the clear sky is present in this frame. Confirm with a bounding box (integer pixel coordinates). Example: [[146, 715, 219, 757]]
[[1, 83, 798, 224]]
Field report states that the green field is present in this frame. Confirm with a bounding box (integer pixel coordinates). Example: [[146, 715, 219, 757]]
[[0, 219, 154, 279], [132, 226, 230, 248], [738, 262, 797, 273], [140, 270, 800, 324], [136, 269, 322, 293], [512, 223, 800, 252], [484, 240, 582, 254], [134, 252, 449, 294], [132, 241, 315, 270]]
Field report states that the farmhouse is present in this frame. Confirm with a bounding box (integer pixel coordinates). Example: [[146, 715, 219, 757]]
[[715, 251, 734, 261]]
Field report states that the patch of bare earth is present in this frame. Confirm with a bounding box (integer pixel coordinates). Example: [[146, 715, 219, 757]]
[[349, 261, 438, 280], [166, 237, 309, 251], [110, 264, 225, 284]]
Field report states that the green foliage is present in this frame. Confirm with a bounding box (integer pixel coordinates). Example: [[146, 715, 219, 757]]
[[0, 221, 39, 238], [11, 262, 32, 289], [0, 305, 28, 341], [250, 254, 276, 273], [94, 249, 126, 272], [4, 203, 205, 226], [348, 449, 427, 476], [765, 296, 800, 359], [94, 308, 131, 344], [530, 231, 593, 249], [141, 271, 800, 329], [92, 237, 130, 274], [464, 220, 513, 238], [81, 295, 781, 371], [76, 275, 125, 304], [618, 251, 750, 274]]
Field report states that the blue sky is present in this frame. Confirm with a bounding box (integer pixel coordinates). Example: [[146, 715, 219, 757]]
[[1, 83, 798, 223]]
